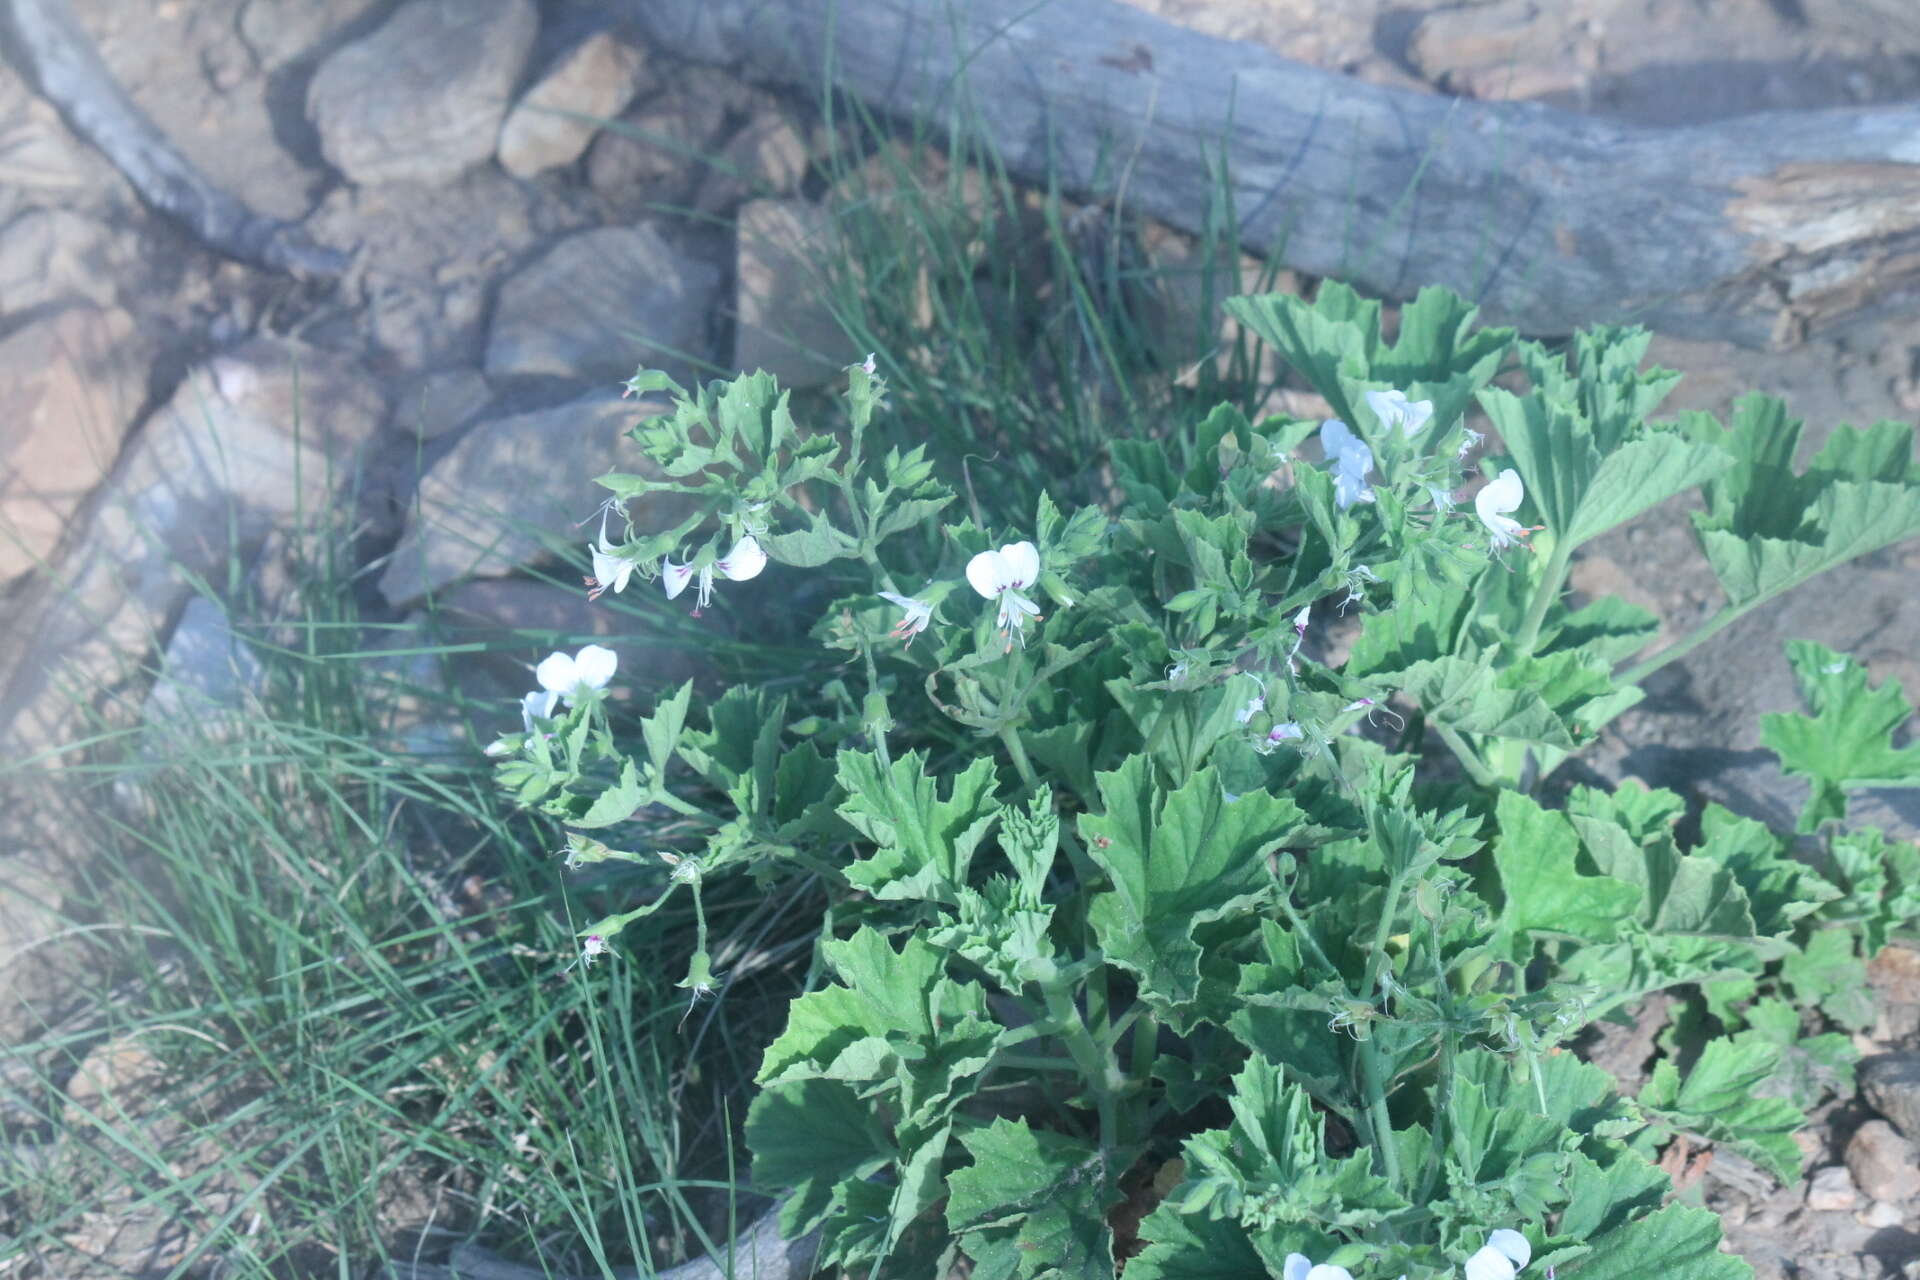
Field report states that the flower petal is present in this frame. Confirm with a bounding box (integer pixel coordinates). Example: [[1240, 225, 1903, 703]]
[[661, 559, 696, 599], [1488, 1229, 1531, 1270], [717, 535, 768, 582], [1476, 468, 1525, 519], [534, 652, 577, 694], [572, 644, 618, 689], [1319, 418, 1360, 463], [1464, 1245, 1519, 1280], [965, 548, 1006, 599], [998, 540, 1040, 589], [1282, 1255, 1312, 1280], [1305, 1267, 1355, 1280]]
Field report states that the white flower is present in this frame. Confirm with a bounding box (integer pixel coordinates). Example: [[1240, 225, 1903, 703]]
[[1236, 693, 1265, 724], [1457, 427, 1485, 460], [1365, 388, 1433, 438], [1464, 1229, 1532, 1280], [1292, 605, 1311, 636], [966, 540, 1044, 649], [1474, 469, 1534, 551], [588, 535, 639, 600], [520, 688, 559, 734], [663, 535, 769, 614], [534, 644, 617, 707], [1319, 420, 1375, 510], [879, 591, 935, 644], [1267, 721, 1304, 744], [571, 934, 612, 970], [1429, 485, 1458, 513], [1283, 1254, 1354, 1280]]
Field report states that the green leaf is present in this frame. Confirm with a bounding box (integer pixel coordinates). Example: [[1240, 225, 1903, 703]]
[[836, 750, 1000, 902], [1080, 759, 1300, 1015], [1492, 791, 1640, 958], [1563, 431, 1731, 547], [763, 509, 861, 566], [1779, 928, 1875, 1032], [747, 1078, 893, 1236], [1638, 1038, 1806, 1184], [1566, 789, 1759, 940], [1397, 656, 1575, 750], [1761, 641, 1920, 832], [1689, 399, 1920, 609], [947, 1119, 1113, 1280], [570, 757, 647, 829], [1560, 1202, 1751, 1280]]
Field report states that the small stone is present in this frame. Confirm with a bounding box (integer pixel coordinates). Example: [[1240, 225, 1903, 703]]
[[484, 225, 721, 385], [1863, 1053, 1920, 1143], [1807, 1164, 1859, 1212], [0, 305, 146, 582], [733, 199, 848, 388], [60, 1036, 166, 1130], [497, 31, 647, 178], [1861, 1199, 1908, 1229], [307, 0, 538, 186], [1845, 1119, 1920, 1205], [378, 393, 692, 605]]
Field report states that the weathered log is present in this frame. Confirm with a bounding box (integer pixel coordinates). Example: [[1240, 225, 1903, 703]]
[[0, 0, 347, 279], [626, 0, 1920, 346]]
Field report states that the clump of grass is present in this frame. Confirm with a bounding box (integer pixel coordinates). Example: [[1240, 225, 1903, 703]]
[[0, 522, 811, 1278], [807, 89, 1294, 517]]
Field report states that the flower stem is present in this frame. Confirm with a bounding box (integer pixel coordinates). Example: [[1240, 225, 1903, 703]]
[[1512, 535, 1574, 659], [1433, 722, 1501, 790]]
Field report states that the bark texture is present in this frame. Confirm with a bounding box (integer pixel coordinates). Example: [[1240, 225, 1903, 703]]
[[628, 0, 1920, 345]]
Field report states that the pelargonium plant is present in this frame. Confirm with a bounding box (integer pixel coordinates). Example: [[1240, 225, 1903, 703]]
[[489, 284, 1920, 1278]]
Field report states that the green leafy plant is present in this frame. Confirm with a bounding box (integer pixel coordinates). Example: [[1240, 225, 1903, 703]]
[[491, 282, 1920, 1277]]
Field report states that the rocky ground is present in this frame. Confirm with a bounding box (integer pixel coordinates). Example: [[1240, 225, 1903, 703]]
[[2, 0, 1919, 1274]]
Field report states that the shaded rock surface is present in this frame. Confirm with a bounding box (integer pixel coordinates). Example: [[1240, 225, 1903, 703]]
[[0, 305, 148, 582], [483, 224, 720, 385], [307, 0, 539, 186], [378, 392, 681, 605], [733, 199, 845, 387]]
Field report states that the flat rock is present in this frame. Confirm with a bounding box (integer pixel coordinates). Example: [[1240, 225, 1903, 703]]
[[733, 199, 847, 388], [307, 0, 538, 186], [392, 368, 494, 440], [0, 209, 130, 314], [0, 305, 148, 583], [1844, 1118, 1920, 1205], [496, 30, 647, 178], [484, 225, 720, 385], [378, 392, 688, 605], [1863, 1054, 1920, 1144], [236, 0, 385, 69], [694, 106, 812, 214], [0, 859, 71, 1042], [141, 597, 266, 726], [0, 337, 387, 765], [1807, 1165, 1860, 1213]]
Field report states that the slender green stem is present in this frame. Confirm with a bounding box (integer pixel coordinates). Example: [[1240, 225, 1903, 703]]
[[1433, 722, 1501, 790], [1615, 598, 1759, 687], [1512, 536, 1574, 659], [1360, 1044, 1403, 1186], [1041, 981, 1122, 1160], [999, 725, 1039, 791]]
